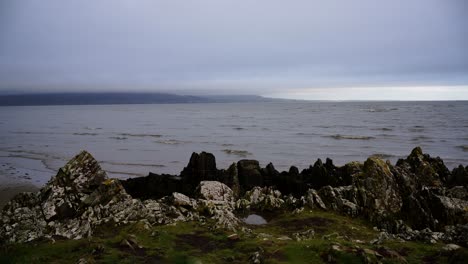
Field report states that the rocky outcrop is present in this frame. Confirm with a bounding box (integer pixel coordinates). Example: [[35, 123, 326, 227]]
[[0, 153, 243, 243], [237, 186, 285, 211], [1, 147, 467, 246], [196, 181, 234, 203]]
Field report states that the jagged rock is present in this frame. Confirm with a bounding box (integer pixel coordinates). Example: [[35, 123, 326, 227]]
[[443, 224, 468, 247], [446, 186, 468, 200], [304, 189, 327, 210], [196, 181, 234, 203], [220, 163, 240, 198], [170, 192, 193, 207], [302, 158, 337, 189], [243, 186, 284, 211], [40, 150, 107, 221], [181, 152, 218, 192], [449, 165, 468, 187], [2, 148, 468, 247], [261, 162, 279, 186], [121, 173, 181, 200], [292, 229, 315, 241], [355, 157, 402, 223], [396, 146, 450, 187], [0, 192, 46, 243], [403, 187, 468, 231], [249, 248, 264, 264], [237, 160, 263, 192]]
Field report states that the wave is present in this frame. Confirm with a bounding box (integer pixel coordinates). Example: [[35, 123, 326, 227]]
[[155, 139, 188, 145], [411, 135, 432, 141], [372, 127, 393, 131], [101, 161, 165, 167], [222, 149, 252, 157], [73, 133, 99, 136], [409, 126, 425, 132], [362, 108, 398, 113], [370, 153, 396, 159], [118, 133, 162, 138], [296, 132, 320, 137], [325, 134, 375, 140], [457, 145, 468, 152], [109, 136, 127, 140], [84, 126, 102, 130]]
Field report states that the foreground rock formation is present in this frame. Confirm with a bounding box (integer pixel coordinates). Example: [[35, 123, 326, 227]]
[[1, 147, 467, 250]]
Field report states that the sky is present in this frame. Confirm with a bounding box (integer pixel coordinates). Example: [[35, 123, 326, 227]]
[[0, 0, 467, 100]]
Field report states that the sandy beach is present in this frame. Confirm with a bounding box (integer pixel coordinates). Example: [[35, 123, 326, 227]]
[[0, 182, 38, 209]]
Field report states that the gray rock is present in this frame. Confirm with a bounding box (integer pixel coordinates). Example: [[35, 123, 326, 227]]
[[196, 181, 234, 203]]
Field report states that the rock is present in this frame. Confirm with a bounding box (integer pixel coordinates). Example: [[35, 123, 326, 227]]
[[355, 157, 402, 223], [220, 163, 241, 198], [227, 233, 239, 241], [449, 165, 468, 187], [76, 257, 95, 264], [302, 158, 338, 189], [396, 146, 450, 187], [195, 182, 240, 230], [196, 181, 234, 203], [277, 235, 292, 241], [316, 186, 359, 217], [403, 187, 468, 231], [237, 160, 263, 192], [261, 162, 279, 186], [292, 229, 315, 241], [370, 231, 391, 245], [249, 249, 264, 264], [442, 244, 461, 251], [181, 152, 218, 192], [243, 186, 284, 211], [40, 151, 107, 221], [170, 192, 193, 207], [443, 224, 468, 247], [376, 247, 407, 263], [120, 173, 181, 200], [304, 189, 327, 210]]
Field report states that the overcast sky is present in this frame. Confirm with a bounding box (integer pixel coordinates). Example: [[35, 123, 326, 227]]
[[1, 0, 467, 99]]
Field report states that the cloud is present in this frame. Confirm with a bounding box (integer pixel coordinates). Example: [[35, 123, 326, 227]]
[[0, 0, 467, 97]]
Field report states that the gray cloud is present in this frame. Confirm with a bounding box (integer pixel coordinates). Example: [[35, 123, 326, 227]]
[[0, 0, 467, 95]]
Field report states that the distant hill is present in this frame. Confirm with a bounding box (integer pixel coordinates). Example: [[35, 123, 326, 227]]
[[0, 93, 274, 106]]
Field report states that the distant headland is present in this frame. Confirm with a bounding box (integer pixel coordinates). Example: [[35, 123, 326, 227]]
[[0, 93, 276, 106]]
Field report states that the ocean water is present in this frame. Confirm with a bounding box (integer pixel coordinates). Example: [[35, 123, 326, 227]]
[[0, 101, 467, 186]]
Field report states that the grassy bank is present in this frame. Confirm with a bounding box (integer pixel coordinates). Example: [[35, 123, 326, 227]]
[[2, 210, 466, 264]]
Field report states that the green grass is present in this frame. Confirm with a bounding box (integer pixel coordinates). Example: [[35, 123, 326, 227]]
[[1, 210, 466, 263]]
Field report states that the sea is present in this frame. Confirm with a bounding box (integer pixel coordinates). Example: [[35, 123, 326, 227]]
[[1, 101, 467, 186]]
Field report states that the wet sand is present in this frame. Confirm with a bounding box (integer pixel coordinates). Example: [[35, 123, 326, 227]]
[[0, 183, 38, 209]]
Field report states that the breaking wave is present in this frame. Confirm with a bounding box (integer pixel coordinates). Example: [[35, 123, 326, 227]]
[[325, 134, 375, 140], [222, 149, 252, 157]]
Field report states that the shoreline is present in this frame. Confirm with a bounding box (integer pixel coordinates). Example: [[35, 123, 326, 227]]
[[0, 182, 38, 209]]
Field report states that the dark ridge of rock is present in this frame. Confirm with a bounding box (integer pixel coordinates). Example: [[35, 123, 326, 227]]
[[449, 165, 468, 187], [121, 173, 182, 200], [180, 152, 218, 192], [218, 163, 240, 198], [237, 159, 263, 192], [260, 162, 280, 186], [396, 146, 450, 187], [3, 146, 467, 245]]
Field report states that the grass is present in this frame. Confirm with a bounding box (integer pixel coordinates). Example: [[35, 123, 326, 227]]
[[1, 209, 466, 263]]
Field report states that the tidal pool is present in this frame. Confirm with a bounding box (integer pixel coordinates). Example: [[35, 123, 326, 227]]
[[243, 214, 267, 225]]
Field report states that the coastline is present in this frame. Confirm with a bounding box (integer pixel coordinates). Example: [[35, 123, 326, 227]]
[[0, 181, 38, 209]]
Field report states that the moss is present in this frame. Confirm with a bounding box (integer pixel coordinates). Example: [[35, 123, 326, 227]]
[[2, 210, 467, 263]]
